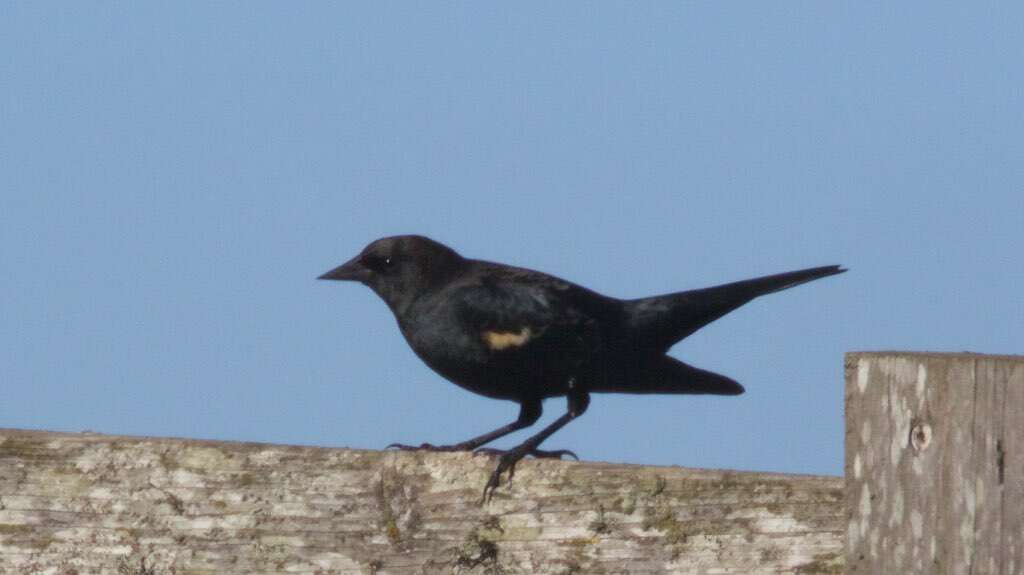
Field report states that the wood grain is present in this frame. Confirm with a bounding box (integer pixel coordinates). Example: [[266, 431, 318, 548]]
[[845, 352, 1023, 575], [0, 428, 843, 574]]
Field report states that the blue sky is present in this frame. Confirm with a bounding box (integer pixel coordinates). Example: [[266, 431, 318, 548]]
[[2, 4, 1021, 477]]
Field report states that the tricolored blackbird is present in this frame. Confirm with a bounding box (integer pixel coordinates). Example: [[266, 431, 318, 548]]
[[319, 235, 845, 501]]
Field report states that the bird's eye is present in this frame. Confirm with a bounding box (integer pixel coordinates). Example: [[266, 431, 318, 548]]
[[362, 254, 394, 272]]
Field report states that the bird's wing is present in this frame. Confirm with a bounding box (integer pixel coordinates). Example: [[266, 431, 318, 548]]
[[450, 267, 602, 358], [594, 356, 745, 395]]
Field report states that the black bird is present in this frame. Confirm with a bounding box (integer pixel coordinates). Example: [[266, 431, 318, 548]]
[[319, 235, 844, 501]]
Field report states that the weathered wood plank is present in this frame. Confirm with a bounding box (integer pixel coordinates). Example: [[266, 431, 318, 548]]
[[845, 352, 1024, 575], [1002, 355, 1024, 575], [0, 428, 843, 574]]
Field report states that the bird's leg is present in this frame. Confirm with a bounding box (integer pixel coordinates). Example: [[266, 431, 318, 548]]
[[387, 398, 542, 453], [481, 384, 590, 503]]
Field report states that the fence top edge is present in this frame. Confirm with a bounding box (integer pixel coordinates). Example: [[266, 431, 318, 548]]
[[846, 350, 1024, 361]]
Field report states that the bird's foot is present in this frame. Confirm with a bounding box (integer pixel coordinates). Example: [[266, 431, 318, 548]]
[[385, 442, 472, 453], [473, 446, 578, 460], [478, 445, 579, 504], [480, 447, 525, 504]]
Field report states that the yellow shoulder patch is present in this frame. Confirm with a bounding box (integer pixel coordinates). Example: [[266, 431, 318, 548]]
[[481, 327, 533, 350]]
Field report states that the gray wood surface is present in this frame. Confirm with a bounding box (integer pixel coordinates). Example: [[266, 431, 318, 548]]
[[0, 428, 843, 574], [845, 352, 1023, 575]]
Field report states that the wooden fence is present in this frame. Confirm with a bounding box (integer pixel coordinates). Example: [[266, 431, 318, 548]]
[[0, 352, 1019, 574], [845, 352, 1022, 574]]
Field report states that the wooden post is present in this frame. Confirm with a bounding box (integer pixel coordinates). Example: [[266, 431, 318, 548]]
[[0, 428, 843, 574], [845, 352, 1023, 574]]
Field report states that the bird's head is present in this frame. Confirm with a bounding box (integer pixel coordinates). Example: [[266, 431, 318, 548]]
[[319, 235, 464, 314]]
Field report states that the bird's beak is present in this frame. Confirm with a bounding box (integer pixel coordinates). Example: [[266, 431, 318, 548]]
[[318, 256, 367, 282]]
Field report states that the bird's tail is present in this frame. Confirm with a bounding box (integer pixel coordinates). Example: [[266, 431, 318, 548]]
[[594, 356, 745, 395], [625, 265, 846, 351]]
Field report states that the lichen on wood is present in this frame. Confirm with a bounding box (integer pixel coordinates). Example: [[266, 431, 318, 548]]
[[0, 428, 843, 574]]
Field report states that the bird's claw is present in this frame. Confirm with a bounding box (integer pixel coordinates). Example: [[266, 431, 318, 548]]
[[473, 446, 578, 460], [386, 442, 466, 452], [477, 446, 579, 504], [481, 451, 522, 504], [532, 448, 579, 460]]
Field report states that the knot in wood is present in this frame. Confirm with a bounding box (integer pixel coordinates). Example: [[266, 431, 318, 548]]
[[910, 421, 932, 453]]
